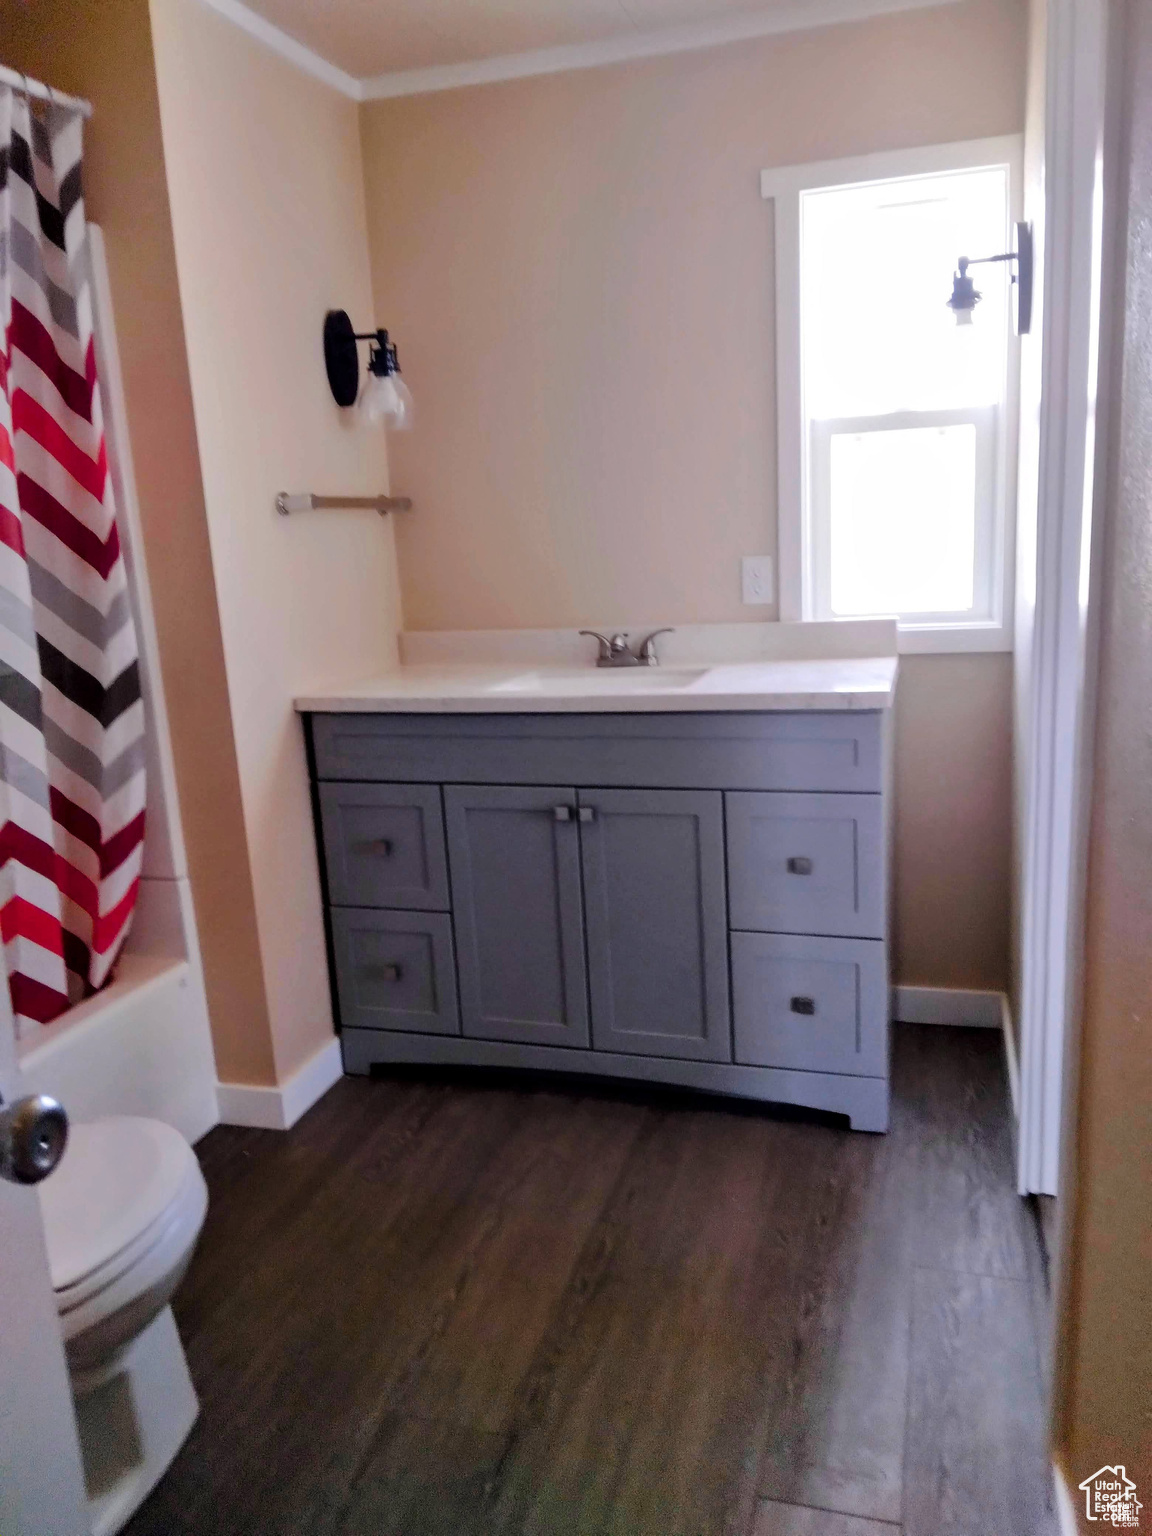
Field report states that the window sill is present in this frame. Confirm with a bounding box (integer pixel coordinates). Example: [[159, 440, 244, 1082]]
[[895, 622, 1013, 655]]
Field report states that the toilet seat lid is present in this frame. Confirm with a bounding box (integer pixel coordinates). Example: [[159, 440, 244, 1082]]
[[38, 1116, 198, 1293]]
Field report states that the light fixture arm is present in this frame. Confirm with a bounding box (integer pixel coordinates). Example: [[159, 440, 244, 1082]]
[[948, 221, 1033, 334], [960, 251, 1017, 270]]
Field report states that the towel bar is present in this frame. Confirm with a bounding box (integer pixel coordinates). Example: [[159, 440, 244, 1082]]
[[276, 492, 412, 516]]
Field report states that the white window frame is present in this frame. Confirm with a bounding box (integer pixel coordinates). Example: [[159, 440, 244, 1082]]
[[762, 135, 1023, 654]]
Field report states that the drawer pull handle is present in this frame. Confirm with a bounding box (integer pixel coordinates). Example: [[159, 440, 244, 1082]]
[[578, 806, 596, 823], [786, 856, 813, 875], [553, 805, 574, 822], [790, 995, 816, 1016], [358, 838, 394, 857], [373, 963, 403, 983]]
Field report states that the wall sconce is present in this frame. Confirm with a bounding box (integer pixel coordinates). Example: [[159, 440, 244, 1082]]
[[947, 221, 1034, 335], [323, 309, 413, 429]]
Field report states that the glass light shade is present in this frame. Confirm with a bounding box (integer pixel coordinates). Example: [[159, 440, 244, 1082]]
[[954, 305, 975, 326], [358, 370, 414, 430]]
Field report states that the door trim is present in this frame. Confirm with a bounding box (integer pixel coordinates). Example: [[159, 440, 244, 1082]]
[[1017, 0, 1114, 1202]]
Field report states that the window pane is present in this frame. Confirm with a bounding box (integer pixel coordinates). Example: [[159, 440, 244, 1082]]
[[829, 424, 977, 617], [802, 166, 1010, 420]]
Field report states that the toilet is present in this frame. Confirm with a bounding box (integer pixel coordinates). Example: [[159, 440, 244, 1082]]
[[38, 1116, 209, 1536]]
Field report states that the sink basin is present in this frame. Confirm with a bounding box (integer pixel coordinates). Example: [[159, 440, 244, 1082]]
[[487, 668, 708, 695]]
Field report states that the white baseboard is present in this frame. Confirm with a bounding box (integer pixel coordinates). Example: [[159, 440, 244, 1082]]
[[216, 1037, 343, 1131], [892, 984, 1004, 1028], [1054, 1461, 1080, 1535]]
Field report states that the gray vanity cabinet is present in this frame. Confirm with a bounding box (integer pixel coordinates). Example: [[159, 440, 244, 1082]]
[[444, 785, 590, 1048], [306, 708, 892, 1132], [579, 788, 729, 1062]]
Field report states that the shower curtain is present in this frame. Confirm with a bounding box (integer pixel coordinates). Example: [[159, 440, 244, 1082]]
[[0, 85, 144, 1036]]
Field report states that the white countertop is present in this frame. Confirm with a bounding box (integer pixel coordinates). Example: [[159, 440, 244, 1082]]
[[295, 655, 897, 714], [295, 620, 899, 714]]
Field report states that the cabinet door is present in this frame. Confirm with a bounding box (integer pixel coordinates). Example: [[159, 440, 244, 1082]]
[[579, 788, 731, 1062], [444, 785, 589, 1047]]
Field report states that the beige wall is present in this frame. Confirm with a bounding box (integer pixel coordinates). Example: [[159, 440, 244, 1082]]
[[150, 0, 404, 1082], [361, 0, 1026, 990], [0, 0, 275, 1084], [893, 654, 1013, 988], [1055, 0, 1152, 1503]]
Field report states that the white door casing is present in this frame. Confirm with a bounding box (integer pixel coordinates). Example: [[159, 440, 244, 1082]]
[[0, 980, 87, 1535], [1017, 0, 1113, 1200]]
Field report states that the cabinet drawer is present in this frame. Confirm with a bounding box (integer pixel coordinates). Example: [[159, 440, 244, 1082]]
[[731, 932, 887, 1077], [726, 791, 884, 938], [319, 782, 449, 911], [331, 909, 459, 1035], [310, 711, 883, 793]]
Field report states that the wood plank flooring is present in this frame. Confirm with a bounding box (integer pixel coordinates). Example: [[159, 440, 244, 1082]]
[[124, 1025, 1055, 1536]]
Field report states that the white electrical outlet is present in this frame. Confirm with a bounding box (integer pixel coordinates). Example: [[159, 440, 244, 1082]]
[[741, 555, 775, 606]]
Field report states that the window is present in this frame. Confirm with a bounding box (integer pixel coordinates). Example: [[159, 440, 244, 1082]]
[[763, 138, 1021, 651]]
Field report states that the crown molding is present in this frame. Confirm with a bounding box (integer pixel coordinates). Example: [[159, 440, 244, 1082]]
[[359, 0, 961, 100], [193, 0, 960, 104], [194, 0, 363, 99]]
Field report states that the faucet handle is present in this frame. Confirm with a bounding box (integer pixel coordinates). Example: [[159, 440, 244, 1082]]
[[579, 630, 614, 663], [637, 628, 675, 665]]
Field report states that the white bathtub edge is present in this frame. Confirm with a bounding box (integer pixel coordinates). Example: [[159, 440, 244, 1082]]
[[19, 952, 219, 1145]]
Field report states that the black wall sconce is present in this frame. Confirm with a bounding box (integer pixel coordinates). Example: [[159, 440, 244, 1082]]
[[323, 309, 413, 428], [947, 220, 1034, 335]]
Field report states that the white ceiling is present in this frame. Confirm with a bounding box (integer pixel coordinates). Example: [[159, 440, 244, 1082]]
[[231, 0, 949, 86]]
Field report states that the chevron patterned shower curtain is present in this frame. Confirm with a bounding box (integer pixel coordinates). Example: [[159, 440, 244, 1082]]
[[0, 86, 145, 1036]]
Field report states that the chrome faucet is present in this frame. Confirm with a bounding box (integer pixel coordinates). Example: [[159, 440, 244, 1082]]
[[580, 629, 675, 667], [637, 628, 675, 665]]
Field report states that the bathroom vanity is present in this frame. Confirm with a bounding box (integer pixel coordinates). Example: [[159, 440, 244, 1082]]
[[298, 624, 897, 1131]]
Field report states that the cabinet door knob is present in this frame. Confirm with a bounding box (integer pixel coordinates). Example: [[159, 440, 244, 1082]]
[[373, 963, 403, 983], [790, 995, 816, 1016], [553, 805, 574, 822], [578, 806, 596, 823], [786, 856, 813, 875]]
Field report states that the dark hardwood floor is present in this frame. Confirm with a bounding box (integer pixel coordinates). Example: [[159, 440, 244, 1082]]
[[125, 1025, 1055, 1536]]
